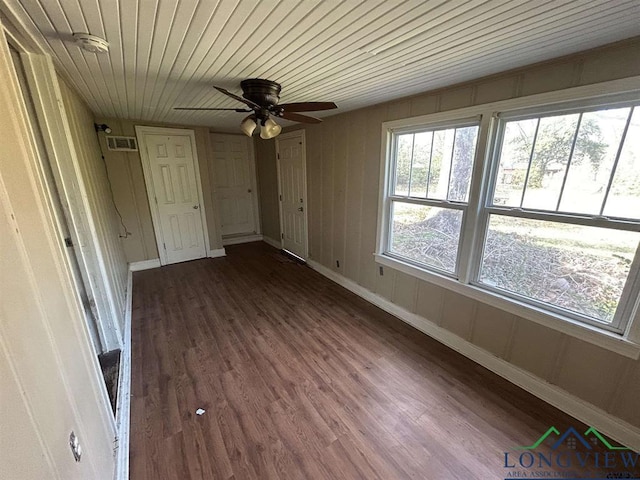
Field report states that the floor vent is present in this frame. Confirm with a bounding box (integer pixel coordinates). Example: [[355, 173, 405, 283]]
[[106, 136, 138, 151]]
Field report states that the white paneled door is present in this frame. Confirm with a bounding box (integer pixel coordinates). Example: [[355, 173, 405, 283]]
[[139, 129, 208, 265], [210, 133, 258, 237], [276, 131, 308, 260]]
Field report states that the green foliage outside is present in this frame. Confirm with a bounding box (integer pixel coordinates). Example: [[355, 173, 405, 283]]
[[509, 115, 607, 188]]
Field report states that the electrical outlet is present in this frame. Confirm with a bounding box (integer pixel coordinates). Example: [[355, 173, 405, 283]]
[[69, 431, 82, 462], [379, 266, 384, 276]]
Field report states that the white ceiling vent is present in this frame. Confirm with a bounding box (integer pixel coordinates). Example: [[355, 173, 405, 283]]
[[106, 136, 138, 152]]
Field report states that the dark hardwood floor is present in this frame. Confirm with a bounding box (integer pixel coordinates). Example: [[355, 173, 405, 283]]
[[130, 242, 621, 479]]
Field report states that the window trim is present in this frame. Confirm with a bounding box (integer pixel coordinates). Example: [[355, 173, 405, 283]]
[[376, 76, 640, 359]]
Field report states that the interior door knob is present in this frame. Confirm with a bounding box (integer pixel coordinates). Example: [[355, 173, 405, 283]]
[[193, 205, 199, 209], [298, 207, 304, 212]]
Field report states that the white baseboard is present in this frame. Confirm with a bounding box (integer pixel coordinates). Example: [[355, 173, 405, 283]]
[[307, 259, 640, 452], [128, 258, 160, 272], [114, 270, 133, 480], [222, 234, 263, 246], [262, 236, 281, 249], [207, 248, 226, 258]]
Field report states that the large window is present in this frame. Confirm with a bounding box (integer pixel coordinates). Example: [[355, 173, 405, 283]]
[[387, 120, 480, 274], [379, 95, 640, 338], [480, 105, 640, 330]]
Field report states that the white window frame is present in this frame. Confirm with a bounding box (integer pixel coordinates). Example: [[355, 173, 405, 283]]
[[376, 77, 640, 359], [382, 116, 481, 277], [473, 100, 639, 334]]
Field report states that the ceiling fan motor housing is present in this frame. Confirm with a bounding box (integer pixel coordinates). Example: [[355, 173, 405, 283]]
[[240, 79, 281, 108]]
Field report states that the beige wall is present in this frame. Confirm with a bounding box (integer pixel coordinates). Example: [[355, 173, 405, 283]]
[[256, 38, 640, 428], [0, 26, 116, 480], [95, 118, 224, 263], [96, 118, 222, 262]]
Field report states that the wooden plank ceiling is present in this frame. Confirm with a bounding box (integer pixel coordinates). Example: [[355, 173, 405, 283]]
[[5, 0, 640, 130]]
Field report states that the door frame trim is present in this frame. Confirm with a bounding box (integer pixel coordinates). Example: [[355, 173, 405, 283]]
[[275, 130, 309, 259], [20, 52, 124, 351], [135, 125, 211, 266]]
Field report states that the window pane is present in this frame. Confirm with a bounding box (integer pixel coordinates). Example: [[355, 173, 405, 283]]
[[479, 215, 640, 323], [395, 125, 478, 202], [389, 202, 463, 274], [408, 132, 432, 197], [394, 134, 413, 195], [493, 119, 538, 206], [604, 107, 640, 220], [522, 113, 580, 210], [427, 129, 455, 200], [448, 126, 479, 202], [559, 107, 630, 214]]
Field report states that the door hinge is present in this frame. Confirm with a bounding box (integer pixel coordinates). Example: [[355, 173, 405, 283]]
[[281, 233, 284, 239], [154, 197, 158, 204], [163, 242, 166, 250], [64, 237, 73, 247], [277, 153, 280, 159], [279, 194, 282, 201]]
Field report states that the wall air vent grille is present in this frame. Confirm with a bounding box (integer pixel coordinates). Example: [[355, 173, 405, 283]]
[[106, 136, 138, 151]]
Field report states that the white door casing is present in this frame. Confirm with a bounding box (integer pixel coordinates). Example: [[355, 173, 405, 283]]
[[136, 127, 209, 265], [21, 53, 123, 351], [11, 49, 104, 353], [210, 133, 260, 237], [276, 130, 308, 260]]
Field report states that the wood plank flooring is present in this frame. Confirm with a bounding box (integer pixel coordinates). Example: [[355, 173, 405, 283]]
[[130, 242, 620, 479]]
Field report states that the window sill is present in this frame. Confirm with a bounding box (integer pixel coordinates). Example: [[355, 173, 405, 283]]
[[374, 253, 640, 360]]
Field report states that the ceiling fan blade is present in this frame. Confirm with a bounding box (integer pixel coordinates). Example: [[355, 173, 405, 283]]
[[213, 86, 261, 109], [280, 111, 323, 124], [279, 101, 337, 112], [174, 107, 251, 112]]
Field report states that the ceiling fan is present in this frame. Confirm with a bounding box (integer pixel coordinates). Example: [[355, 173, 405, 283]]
[[175, 79, 338, 139]]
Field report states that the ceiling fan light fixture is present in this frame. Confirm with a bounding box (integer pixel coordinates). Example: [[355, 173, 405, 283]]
[[260, 117, 282, 139], [240, 115, 257, 137]]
